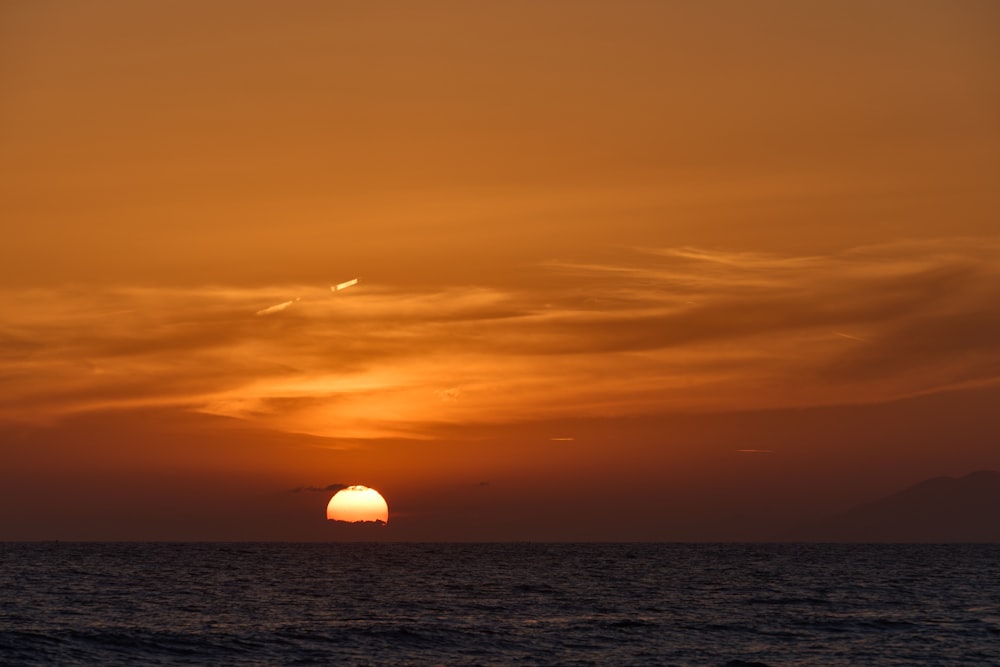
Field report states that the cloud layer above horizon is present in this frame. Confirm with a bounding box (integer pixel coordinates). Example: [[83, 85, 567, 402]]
[[4, 238, 998, 441]]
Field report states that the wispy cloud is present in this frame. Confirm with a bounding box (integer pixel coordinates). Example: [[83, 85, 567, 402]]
[[3, 238, 999, 439], [291, 483, 347, 493], [832, 332, 868, 343]]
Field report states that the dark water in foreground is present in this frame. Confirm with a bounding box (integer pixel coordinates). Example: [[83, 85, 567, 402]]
[[1, 543, 998, 666]]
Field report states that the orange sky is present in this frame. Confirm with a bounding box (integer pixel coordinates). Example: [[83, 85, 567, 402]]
[[2, 0, 999, 540]]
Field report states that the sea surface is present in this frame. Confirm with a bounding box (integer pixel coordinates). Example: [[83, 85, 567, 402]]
[[1, 543, 998, 666]]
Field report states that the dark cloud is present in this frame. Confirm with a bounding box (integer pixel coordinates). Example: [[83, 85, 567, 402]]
[[291, 483, 347, 494], [499, 248, 993, 357], [819, 297, 1000, 382]]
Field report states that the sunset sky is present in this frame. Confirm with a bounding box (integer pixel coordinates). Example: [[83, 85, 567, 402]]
[[2, 0, 999, 540]]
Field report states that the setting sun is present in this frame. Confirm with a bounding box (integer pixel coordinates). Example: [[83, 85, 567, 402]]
[[326, 486, 389, 525]]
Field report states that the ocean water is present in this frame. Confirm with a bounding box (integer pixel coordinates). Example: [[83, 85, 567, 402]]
[[1, 543, 998, 666]]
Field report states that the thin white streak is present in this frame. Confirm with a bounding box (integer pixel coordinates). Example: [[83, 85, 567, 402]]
[[833, 331, 868, 343], [332, 278, 359, 292], [255, 299, 298, 316]]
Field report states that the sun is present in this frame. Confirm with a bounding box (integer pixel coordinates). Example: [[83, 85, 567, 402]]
[[326, 485, 389, 524]]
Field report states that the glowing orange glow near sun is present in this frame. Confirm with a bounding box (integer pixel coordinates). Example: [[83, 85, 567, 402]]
[[326, 485, 389, 524]]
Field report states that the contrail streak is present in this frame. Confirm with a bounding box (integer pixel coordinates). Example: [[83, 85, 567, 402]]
[[255, 299, 298, 316], [332, 278, 359, 292]]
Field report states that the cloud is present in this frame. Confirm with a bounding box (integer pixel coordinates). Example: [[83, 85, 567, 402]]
[[2, 238, 999, 439], [291, 483, 348, 493]]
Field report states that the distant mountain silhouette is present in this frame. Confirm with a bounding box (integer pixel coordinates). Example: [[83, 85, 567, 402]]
[[782, 471, 1000, 542]]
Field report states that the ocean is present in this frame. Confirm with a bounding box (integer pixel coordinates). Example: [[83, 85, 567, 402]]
[[1, 543, 997, 666]]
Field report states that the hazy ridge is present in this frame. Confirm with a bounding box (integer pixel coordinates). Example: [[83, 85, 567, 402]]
[[782, 470, 1000, 542]]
